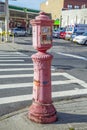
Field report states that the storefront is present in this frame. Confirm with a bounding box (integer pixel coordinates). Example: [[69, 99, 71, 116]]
[[0, 2, 40, 30]]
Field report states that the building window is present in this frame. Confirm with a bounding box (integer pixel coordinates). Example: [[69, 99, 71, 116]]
[[81, 4, 85, 9], [67, 4, 72, 9], [74, 5, 79, 9]]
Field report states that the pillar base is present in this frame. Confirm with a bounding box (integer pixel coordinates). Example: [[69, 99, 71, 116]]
[[28, 102, 57, 124]]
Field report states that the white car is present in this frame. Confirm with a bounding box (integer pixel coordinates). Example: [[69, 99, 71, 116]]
[[73, 32, 87, 45], [70, 32, 84, 41], [65, 33, 72, 40]]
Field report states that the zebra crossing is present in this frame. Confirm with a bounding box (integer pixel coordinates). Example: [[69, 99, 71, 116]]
[[0, 51, 87, 107]]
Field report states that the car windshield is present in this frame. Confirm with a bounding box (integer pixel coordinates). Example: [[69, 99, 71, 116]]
[[54, 27, 64, 32], [66, 27, 73, 31], [61, 28, 66, 32], [73, 32, 84, 35], [82, 32, 87, 36]]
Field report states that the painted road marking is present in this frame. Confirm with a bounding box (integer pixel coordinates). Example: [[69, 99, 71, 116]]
[[0, 72, 75, 78], [0, 63, 33, 66], [0, 67, 54, 72], [0, 52, 28, 56], [0, 94, 32, 105], [0, 51, 87, 105], [0, 80, 77, 89], [0, 56, 31, 59], [0, 72, 61, 78], [0, 74, 34, 78], [0, 54, 27, 56], [62, 73, 87, 88], [0, 72, 87, 88], [0, 68, 34, 71], [0, 88, 87, 105], [16, 52, 29, 56], [0, 67, 54, 71], [58, 52, 87, 61], [52, 89, 87, 98], [0, 60, 24, 62], [0, 52, 21, 54]]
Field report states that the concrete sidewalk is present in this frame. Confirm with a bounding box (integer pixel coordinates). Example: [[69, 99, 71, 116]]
[[0, 38, 35, 52], [0, 97, 87, 130]]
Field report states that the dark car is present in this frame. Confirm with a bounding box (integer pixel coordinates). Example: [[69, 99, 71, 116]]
[[52, 27, 64, 38]]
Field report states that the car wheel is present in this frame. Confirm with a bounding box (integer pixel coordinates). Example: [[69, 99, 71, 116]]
[[14, 33, 18, 37], [57, 35, 59, 38], [84, 40, 87, 45], [25, 32, 28, 37]]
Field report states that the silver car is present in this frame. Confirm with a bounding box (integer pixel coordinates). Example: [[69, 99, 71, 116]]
[[11, 27, 27, 36]]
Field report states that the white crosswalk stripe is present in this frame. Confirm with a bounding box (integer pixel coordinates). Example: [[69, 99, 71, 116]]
[[0, 60, 24, 62], [0, 80, 77, 90], [0, 51, 87, 106], [0, 89, 87, 105], [0, 63, 33, 66], [0, 72, 74, 78], [0, 68, 34, 71], [0, 56, 31, 59]]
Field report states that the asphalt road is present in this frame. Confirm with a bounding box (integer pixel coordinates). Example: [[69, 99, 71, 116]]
[[0, 37, 87, 116]]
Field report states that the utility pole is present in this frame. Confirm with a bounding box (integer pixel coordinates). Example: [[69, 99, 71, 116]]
[[5, 0, 9, 42]]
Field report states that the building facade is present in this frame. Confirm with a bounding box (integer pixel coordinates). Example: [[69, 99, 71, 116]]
[[40, 0, 87, 25], [62, 8, 87, 27], [40, 0, 64, 20], [63, 0, 87, 10]]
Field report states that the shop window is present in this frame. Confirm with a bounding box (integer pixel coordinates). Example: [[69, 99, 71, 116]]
[[67, 4, 72, 9], [81, 4, 85, 9], [74, 5, 79, 9]]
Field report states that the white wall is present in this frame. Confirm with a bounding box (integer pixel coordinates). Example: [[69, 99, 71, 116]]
[[62, 8, 87, 27]]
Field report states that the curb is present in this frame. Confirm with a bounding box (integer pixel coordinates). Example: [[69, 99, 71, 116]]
[[0, 107, 28, 121], [0, 96, 87, 121]]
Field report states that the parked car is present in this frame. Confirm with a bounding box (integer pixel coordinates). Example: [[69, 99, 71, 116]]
[[66, 24, 87, 35], [11, 27, 28, 36], [65, 24, 87, 40], [59, 28, 66, 39], [52, 27, 64, 38], [65, 33, 72, 40], [70, 32, 84, 41], [73, 32, 87, 45]]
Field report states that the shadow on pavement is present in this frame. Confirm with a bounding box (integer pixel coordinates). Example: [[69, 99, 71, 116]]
[[52, 65, 74, 70], [54, 112, 87, 124], [15, 42, 32, 45]]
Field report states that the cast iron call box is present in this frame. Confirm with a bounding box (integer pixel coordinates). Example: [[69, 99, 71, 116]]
[[30, 12, 54, 52]]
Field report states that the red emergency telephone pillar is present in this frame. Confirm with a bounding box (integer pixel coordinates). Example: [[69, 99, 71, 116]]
[[28, 12, 57, 123]]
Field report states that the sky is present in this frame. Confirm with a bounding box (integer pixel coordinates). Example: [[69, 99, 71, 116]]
[[1, 0, 46, 10]]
